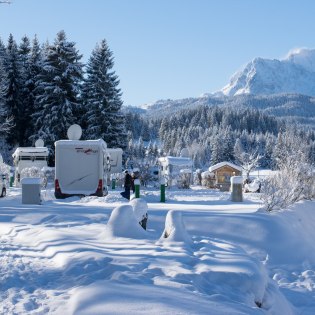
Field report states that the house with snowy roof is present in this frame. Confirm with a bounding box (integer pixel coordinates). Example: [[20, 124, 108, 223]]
[[208, 161, 242, 191]]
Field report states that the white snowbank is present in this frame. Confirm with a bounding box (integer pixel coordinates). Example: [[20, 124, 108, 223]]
[[159, 210, 192, 244], [104, 205, 147, 239], [0, 187, 314, 314], [129, 198, 148, 223]]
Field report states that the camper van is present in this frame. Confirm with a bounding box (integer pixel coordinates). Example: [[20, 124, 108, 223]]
[[12, 146, 49, 184], [107, 148, 123, 174], [54, 139, 110, 198], [158, 156, 193, 187]]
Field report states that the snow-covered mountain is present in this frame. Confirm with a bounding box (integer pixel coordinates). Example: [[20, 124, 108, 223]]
[[221, 48, 315, 97], [127, 48, 315, 129]]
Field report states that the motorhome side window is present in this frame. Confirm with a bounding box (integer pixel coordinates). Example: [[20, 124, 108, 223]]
[[19, 156, 47, 161], [35, 156, 47, 160], [20, 156, 30, 161]]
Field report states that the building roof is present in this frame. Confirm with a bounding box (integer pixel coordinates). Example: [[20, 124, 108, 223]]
[[209, 161, 242, 172]]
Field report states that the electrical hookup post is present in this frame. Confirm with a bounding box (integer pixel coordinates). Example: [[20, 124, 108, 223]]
[[230, 176, 243, 202], [110, 174, 116, 190], [160, 177, 166, 202], [134, 178, 140, 198]]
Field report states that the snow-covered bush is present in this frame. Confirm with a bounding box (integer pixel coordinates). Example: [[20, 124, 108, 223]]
[[261, 129, 315, 211], [20, 166, 47, 187], [261, 165, 315, 211], [201, 171, 215, 188], [177, 169, 191, 189], [0, 161, 10, 177], [193, 169, 202, 185], [244, 178, 261, 193]]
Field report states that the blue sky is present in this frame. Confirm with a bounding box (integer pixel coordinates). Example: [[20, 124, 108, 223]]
[[1, 0, 315, 106]]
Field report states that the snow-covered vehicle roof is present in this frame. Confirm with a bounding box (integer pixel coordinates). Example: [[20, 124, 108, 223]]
[[12, 147, 49, 158], [209, 161, 242, 172], [54, 139, 107, 149], [158, 156, 193, 166]]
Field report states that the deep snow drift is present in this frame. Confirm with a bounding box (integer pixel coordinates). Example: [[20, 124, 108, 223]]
[[0, 186, 314, 314]]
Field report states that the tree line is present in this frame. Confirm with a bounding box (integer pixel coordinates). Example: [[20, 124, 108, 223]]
[[124, 105, 315, 170], [0, 31, 127, 164]]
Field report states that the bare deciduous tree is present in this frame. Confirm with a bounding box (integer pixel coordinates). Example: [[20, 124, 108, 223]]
[[260, 129, 315, 211]]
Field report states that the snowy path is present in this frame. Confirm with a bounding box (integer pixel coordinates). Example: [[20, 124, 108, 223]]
[[0, 187, 314, 314]]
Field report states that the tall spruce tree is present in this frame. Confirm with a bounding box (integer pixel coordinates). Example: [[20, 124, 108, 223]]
[[17, 35, 32, 146], [82, 39, 127, 149], [0, 57, 9, 132], [0, 38, 8, 125], [25, 35, 43, 143], [5, 34, 23, 146], [32, 30, 83, 159]]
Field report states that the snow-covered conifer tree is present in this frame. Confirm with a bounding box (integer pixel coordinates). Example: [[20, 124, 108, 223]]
[[16, 35, 32, 146], [24, 36, 43, 143], [0, 58, 11, 134], [5, 34, 24, 146], [32, 31, 83, 157], [82, 39, 127, 149]]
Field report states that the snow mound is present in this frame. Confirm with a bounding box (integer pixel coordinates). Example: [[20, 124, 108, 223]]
[[159, 210, 192, 244], [105, 205, 147, 239], [129, 198, 148, 222]]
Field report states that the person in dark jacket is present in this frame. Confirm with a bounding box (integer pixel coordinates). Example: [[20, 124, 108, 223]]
[[121, 170, 132, 200]]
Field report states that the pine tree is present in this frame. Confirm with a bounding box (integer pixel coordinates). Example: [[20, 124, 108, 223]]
[[0, 57, 9, 134], [25, 35, 43, 143], [32, 30, 83, 157], [0, 38, 8, 127], [5, 34, 24, 146], [82, 39, 127, 149], [17, 35, 32, 146]]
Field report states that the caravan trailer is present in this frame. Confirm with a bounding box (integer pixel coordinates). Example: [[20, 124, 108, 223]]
[[12, 146, 49, 184], [107, 148, 123, 174], [54, 139, 110, 198], [158, 156, 193, 187]]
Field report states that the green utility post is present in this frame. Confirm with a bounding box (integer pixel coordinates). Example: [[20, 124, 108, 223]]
[[134, 178, 140, 198], [10, 173, 14, 187], [111, 178, 116, 190], [160, 177, 166, 202]]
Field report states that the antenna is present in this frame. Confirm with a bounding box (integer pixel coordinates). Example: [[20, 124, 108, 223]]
[[180, 148, 189, 158], [35, 138, 44, 147], [67, 124, 82, 140]]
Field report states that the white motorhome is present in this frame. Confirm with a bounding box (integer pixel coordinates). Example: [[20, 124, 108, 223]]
[[12, 146, 49, 184], [107, 148, 123, 174], [158, 156, 193, 187], [54, 139, 110, 198]]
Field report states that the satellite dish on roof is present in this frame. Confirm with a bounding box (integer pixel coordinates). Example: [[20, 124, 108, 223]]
[[35, 138, 44, 147], [180, 148, 189, 158], [67, 124, 82, 140]]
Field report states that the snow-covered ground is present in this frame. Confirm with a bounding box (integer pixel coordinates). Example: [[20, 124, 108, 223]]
[[0, 185, 314, 314]]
